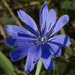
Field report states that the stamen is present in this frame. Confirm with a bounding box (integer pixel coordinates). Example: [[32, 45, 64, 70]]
[[45, 36, 46, 39], [41, 37, 44, 42]]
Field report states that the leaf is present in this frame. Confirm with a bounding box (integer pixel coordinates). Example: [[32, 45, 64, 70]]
[[1, 17, 16, 25], [61, 0, 75, 9], [61, 0, 75, 19], [56, 58, 66, 75], [61, 0, 72, 9], [64, 46, 73, 59], [0, 51, 19, 75]]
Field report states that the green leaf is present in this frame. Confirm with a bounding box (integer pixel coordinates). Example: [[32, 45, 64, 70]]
[[61, 0, 75, 10], [56, 58, 66, 75], [0, 51, 19, 75], [60, 0, 75, 19], [1, 17, 16, 25], [61, 0, 72, 9], [64, 46, 73, 59]]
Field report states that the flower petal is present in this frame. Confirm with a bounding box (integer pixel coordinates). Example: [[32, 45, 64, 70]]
[[25, 53, 35, 72], [5, 25, 36, 38], [49, 34, 71, 47], [47, 9, 56, 33], [47, 42, 62, 57], [17, 10, 40, 37], [42, 55, 54, 71], [48, 15, 69, 37], [25, 44, 42, 72], [33, 44, 42, 63], [39, 3, 48, 36], [10, 43, 35, 62], [41, 44, 54, 71], [5, 36, 37, 46], [41, 44, 51, 59]]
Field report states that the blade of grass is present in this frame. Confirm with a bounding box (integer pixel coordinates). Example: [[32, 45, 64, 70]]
[[0, 51, 20, 75]]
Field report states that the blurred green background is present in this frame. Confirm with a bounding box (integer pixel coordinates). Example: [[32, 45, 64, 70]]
[[0, 0, 75, 75]]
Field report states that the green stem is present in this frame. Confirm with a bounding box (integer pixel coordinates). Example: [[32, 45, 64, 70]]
[[35, 58, 42, 75]]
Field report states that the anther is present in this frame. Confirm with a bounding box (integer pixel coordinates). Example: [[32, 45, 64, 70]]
[[41, 37, 44, 42]]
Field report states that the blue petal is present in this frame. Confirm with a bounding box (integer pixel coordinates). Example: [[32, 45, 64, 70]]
[[48, 34, 71, 47], [42, 55, 54, 71], [17, 10, 40, 37], [41, 44, 54, 71], [47, 9, 56, 33], [41, 44, 51, 59], [25, 53, 35, 72], [47, 42, 62, 57], [5, 25, 36, 38], [10, 43, 35, 62], [48, 15, 69, 37], [25, 44, 42, 72], [5, 36, 37, 46], [39, 3, 48, 37], [33, 44, 42, 63]]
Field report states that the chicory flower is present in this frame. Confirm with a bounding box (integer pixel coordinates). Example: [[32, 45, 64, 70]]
[[5, 3, 71, 72]]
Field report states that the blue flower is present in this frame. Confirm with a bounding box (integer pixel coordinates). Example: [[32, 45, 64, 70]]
[[5, 3, 71, 72]]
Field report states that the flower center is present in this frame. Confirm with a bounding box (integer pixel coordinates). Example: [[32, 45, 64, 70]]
[[37, 36, 47, 44]]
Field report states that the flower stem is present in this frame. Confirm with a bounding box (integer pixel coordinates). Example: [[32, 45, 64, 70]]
[[35, 58, 42, 75]]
